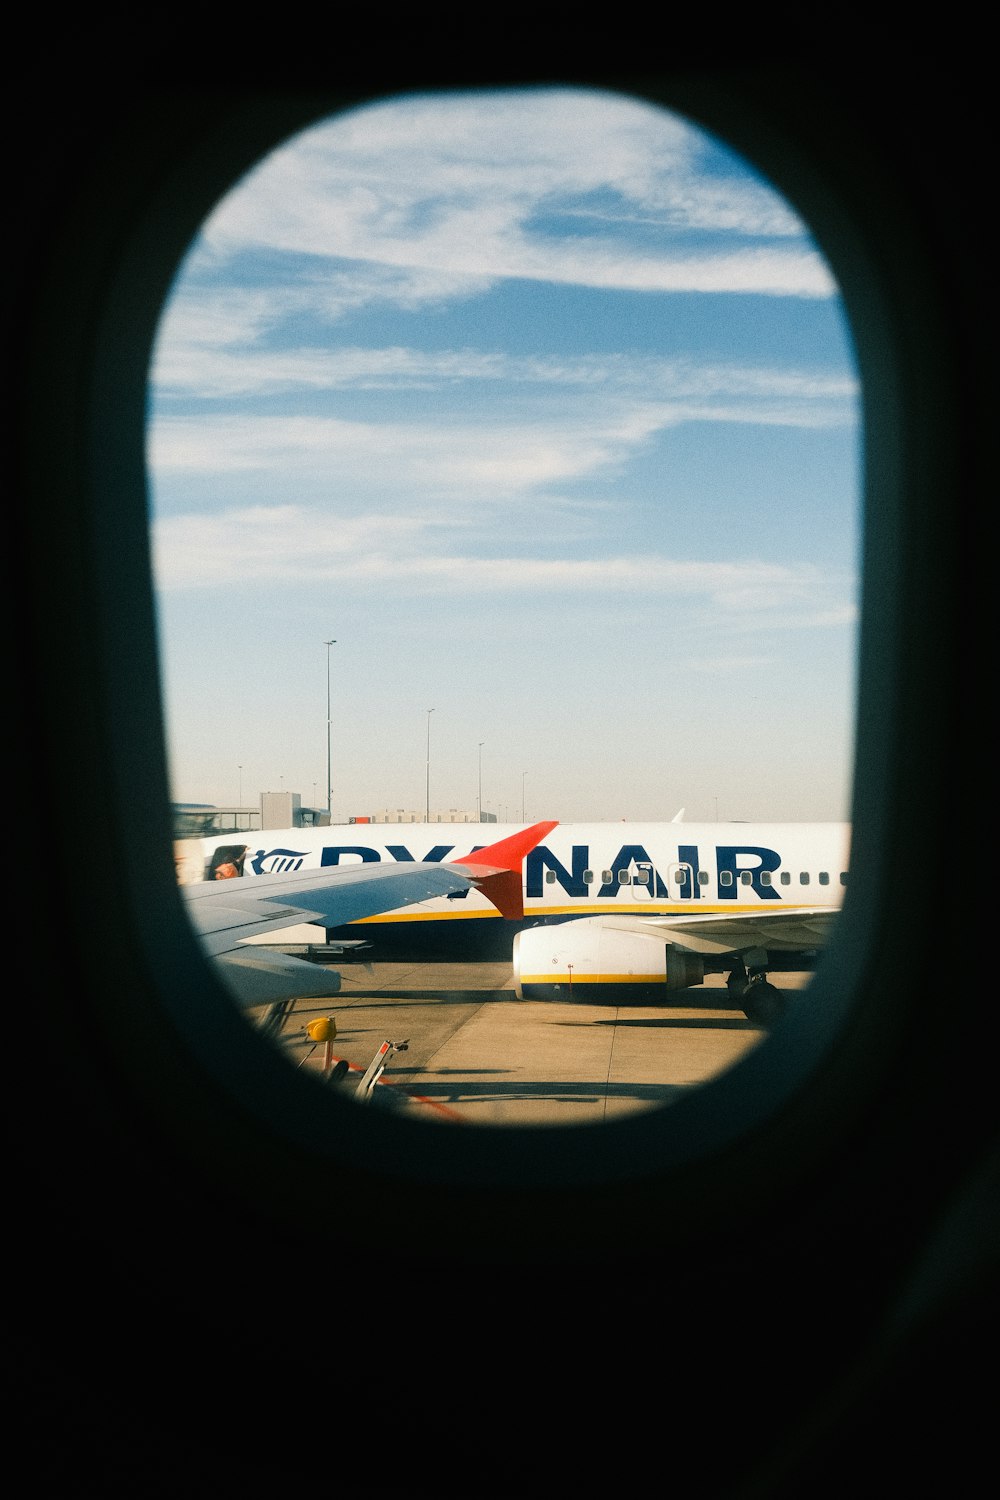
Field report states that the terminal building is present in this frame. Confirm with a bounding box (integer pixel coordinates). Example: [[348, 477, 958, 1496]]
[[173, 792, 328, 839]]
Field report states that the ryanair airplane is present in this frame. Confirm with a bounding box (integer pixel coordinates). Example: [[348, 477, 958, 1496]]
[[182, 816, 850, 1025]]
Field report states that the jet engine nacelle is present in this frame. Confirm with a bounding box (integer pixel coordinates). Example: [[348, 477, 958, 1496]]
[[513, 918, 705, 1001]]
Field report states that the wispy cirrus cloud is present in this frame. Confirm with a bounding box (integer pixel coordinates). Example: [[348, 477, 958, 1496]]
[[185, 91, 835, 305], [153, 331, 857, 407], [153, 500, 856, 636]]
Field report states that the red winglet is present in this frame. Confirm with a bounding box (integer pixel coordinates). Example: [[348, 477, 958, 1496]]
[[449, 820, 558, 920]]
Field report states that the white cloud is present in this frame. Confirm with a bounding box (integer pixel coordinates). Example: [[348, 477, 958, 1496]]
[[190, 89, 832, 305], [150, 348, 855, 441], [152, 501, 856, 638]]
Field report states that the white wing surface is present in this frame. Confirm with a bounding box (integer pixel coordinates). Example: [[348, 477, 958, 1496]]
[[182, 820, 557, 1008]]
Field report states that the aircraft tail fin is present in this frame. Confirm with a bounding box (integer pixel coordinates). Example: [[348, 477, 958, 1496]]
[[449, 819, 558, 920]]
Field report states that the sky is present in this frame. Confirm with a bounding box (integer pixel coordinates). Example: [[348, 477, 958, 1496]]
[[147, 86, 860, 826]]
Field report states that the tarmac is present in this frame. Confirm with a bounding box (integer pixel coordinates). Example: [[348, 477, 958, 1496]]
[[261, 959, 808, 1126]]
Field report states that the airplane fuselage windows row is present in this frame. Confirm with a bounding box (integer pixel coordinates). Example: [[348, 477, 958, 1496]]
[[549, 868, 848, 887]]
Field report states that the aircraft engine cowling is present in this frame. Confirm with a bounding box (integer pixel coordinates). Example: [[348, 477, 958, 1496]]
[[513, 919, 704, 1001]]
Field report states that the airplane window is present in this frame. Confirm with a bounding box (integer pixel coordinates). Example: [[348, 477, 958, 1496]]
[[780, 871, 791, 885], [145, 84, 859, 1126], [800, 871, 811, 884], [635, 869, 650, 884], [819, 871, 830, 885], [761, 871, 772, 885], [740, 871, 753, 885]]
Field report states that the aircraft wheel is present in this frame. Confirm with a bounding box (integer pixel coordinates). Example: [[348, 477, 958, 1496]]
[[742, 980, 788, 1028]]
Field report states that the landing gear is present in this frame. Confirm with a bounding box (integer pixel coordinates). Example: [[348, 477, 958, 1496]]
[[726, 958, 789, 1028], [742, 974, 789, 1027]]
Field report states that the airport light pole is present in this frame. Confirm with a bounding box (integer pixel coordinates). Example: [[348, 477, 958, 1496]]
[[478, 742, 485, 821], [325, 639, 336, 817], [425, 708, 435, 821]]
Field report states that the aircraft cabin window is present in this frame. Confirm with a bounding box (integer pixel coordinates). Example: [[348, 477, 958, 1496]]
[[819, 871, 830, 885], [761, 871, 772, 885], [780, 872, 792, 885], [145, 82, 860, 1136], [800, 872, 811, 885]]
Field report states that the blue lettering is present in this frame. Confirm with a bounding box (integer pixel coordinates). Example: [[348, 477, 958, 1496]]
[[526, 845, 589, 898], [716, 845, 782, 901]]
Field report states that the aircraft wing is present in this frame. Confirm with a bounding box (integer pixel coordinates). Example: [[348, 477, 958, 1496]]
[[183, 819, 557, 1009], [595, 906, 840, 958]]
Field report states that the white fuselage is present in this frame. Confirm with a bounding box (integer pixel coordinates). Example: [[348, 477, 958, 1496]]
[[182, 820, 850, 935]]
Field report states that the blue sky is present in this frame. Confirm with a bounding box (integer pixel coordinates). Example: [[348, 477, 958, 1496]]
[[147, 86, 860, 824]]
